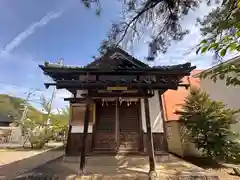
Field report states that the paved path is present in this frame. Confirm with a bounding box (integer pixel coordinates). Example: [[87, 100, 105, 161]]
[[18, 154, 219, 179], [0, 148, 64, 179], [0, 149, 45, 166]]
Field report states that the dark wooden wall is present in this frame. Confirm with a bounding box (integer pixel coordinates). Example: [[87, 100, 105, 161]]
[[143, 133, 167, 152], [66, 133, 93, 156], [66, 132, 167, 156], [66, 101, 167, 156]]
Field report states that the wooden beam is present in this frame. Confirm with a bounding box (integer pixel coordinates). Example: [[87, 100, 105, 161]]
[[91, 103, 96, 152], [81, 92, 154, 98], [144, 98, 156, 172], [80, 103, 90, 172], [138, 99, 144, 152], [115, 99, 119, 152], [45, 82, 178, 90], [64, 97, 86, 102]]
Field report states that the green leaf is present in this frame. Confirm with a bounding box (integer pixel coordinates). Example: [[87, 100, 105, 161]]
[[220, 48, 227, 57], [200, 39, 207, 44], [82, 0, 90, 8], [228, 43, 238, 52], [209, 43, 219, 50], [237, 45, 240, 51], [235, 22, 240, 29], [211, 75, 217, 83], [236, 31, 240, 38], [96, 8, 101, 16], [201, 46, 209, 54], [219, 73, 225, 80], [226, 77, 231, 86], [221, 0, 228, 5]]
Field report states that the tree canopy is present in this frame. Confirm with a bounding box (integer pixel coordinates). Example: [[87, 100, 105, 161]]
[[196, 0, 240, 86], [81, 0, 240, 87], [81, 0, 237, 59], [197, 0, 240, 57]]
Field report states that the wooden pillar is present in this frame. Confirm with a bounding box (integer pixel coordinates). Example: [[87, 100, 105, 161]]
[[91, 103, 96, 152], [115, 99, 119, 152], [80, 103, 89, 172], [66, 101, 73, 156], [144, 97, 156, 172], [65, 124, 72, 155]]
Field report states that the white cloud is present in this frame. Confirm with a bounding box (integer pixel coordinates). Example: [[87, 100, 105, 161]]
[[0, 11, 63, 58], [48, 89, 70, 114]]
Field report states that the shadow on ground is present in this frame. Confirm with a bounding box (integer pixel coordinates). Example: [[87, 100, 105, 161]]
[[182, 156, 227, 169], [14, 154, 220, 180]]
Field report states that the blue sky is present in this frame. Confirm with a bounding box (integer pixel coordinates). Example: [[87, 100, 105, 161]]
[[0, 0, 230, 111]]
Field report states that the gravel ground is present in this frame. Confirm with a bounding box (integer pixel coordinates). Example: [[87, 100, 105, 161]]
[[182, 156, 240, 180], [16, 155, 222, 180], [205, 168, 240, 180]]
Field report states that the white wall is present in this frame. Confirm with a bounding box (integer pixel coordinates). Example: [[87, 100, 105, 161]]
[[71, 90, 93, 133], [71, 125, 93, 133], [141, 91, 164, 133], [200, 75, 240, 133], [76, 90, 87, 98]]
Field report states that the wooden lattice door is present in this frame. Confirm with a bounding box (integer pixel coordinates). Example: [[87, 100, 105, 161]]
[[94, 101, 116, 152], [118, 101, 141, 152]]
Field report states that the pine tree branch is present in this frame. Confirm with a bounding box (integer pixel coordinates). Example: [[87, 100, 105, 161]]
[[116, 0, 164, 45]]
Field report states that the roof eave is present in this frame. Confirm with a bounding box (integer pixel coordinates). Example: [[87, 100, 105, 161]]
[[193, 55, 240, 78]]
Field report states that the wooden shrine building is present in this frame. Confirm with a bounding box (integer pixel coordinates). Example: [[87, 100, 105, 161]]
[[39, 47, 195, 172]]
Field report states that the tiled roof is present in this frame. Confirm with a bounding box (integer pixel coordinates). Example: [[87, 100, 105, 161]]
[[85, 47, 150, 69], [161, 70, 203, 121]]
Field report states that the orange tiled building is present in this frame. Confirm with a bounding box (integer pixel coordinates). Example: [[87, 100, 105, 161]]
[[161, 70, 202, 121]]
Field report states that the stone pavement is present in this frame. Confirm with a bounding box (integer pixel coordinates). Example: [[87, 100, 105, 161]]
[[17, 154, 219, 179], [0, 148, 64, 179]]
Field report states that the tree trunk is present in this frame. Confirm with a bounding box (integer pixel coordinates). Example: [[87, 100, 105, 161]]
[[144, 98, 157, 179]]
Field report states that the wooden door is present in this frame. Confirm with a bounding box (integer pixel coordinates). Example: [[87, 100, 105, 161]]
[[119, 101, 141, 152], [94, 101, 116, 152]]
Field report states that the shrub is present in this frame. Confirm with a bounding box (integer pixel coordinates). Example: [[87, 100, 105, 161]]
[[176, 87, 240, 161]]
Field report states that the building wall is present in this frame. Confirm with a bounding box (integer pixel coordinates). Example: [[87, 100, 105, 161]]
[[162, 70, 202, 122], [71, 90, 164, 134], [200, 75, 240, 133], [165, 121, 184, 156], [165, 121, 202, 157], [70, 90, 93, 133], [141, 90, 164, 133]]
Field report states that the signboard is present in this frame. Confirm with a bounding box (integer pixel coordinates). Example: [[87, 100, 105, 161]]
[[107, 86, 128, 91]]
